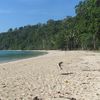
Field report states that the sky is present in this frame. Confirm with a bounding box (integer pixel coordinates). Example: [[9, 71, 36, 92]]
[[0, 0, 81, 32]]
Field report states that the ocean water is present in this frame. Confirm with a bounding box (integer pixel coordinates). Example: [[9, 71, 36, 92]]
[[0, 50, 46, 63]]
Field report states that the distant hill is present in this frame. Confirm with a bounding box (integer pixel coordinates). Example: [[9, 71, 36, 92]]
[[0, 0, 100, 50]]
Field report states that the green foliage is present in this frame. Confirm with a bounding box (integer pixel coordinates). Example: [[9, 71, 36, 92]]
[[0, 0, 99, 50]]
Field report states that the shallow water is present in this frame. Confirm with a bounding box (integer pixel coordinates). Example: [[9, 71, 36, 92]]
[[0, 50, 46, 63]]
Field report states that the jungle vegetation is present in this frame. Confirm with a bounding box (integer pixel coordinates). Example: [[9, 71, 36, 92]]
[[0, 0, 100, 50]]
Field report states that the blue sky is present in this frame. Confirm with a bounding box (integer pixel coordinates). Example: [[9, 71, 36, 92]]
[[0, 0, 81, 32]]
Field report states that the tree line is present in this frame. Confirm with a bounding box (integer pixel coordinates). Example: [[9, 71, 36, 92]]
[[0, 0, 100, 50]]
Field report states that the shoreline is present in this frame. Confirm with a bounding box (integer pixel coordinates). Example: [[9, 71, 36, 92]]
[[0, 50, 100, 100], [0, 50, 97, 65], [0, 50, 48, 65]]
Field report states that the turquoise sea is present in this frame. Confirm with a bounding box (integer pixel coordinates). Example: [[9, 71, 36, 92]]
[[0, 50, 46, 63]]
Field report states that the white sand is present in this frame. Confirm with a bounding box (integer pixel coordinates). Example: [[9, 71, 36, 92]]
[[0, 50, 100, 100]]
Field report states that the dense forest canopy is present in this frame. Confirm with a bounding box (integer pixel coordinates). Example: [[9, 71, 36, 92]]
[[0, 0, 100, 50]]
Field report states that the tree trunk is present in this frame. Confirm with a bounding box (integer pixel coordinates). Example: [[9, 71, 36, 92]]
[[93, 33, 96, 50]]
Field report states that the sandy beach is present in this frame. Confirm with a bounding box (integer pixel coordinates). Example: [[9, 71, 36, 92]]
[[0, 50, 100, 100]]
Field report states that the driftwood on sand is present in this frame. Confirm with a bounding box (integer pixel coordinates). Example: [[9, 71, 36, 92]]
[[58, 61, 63, 70]]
